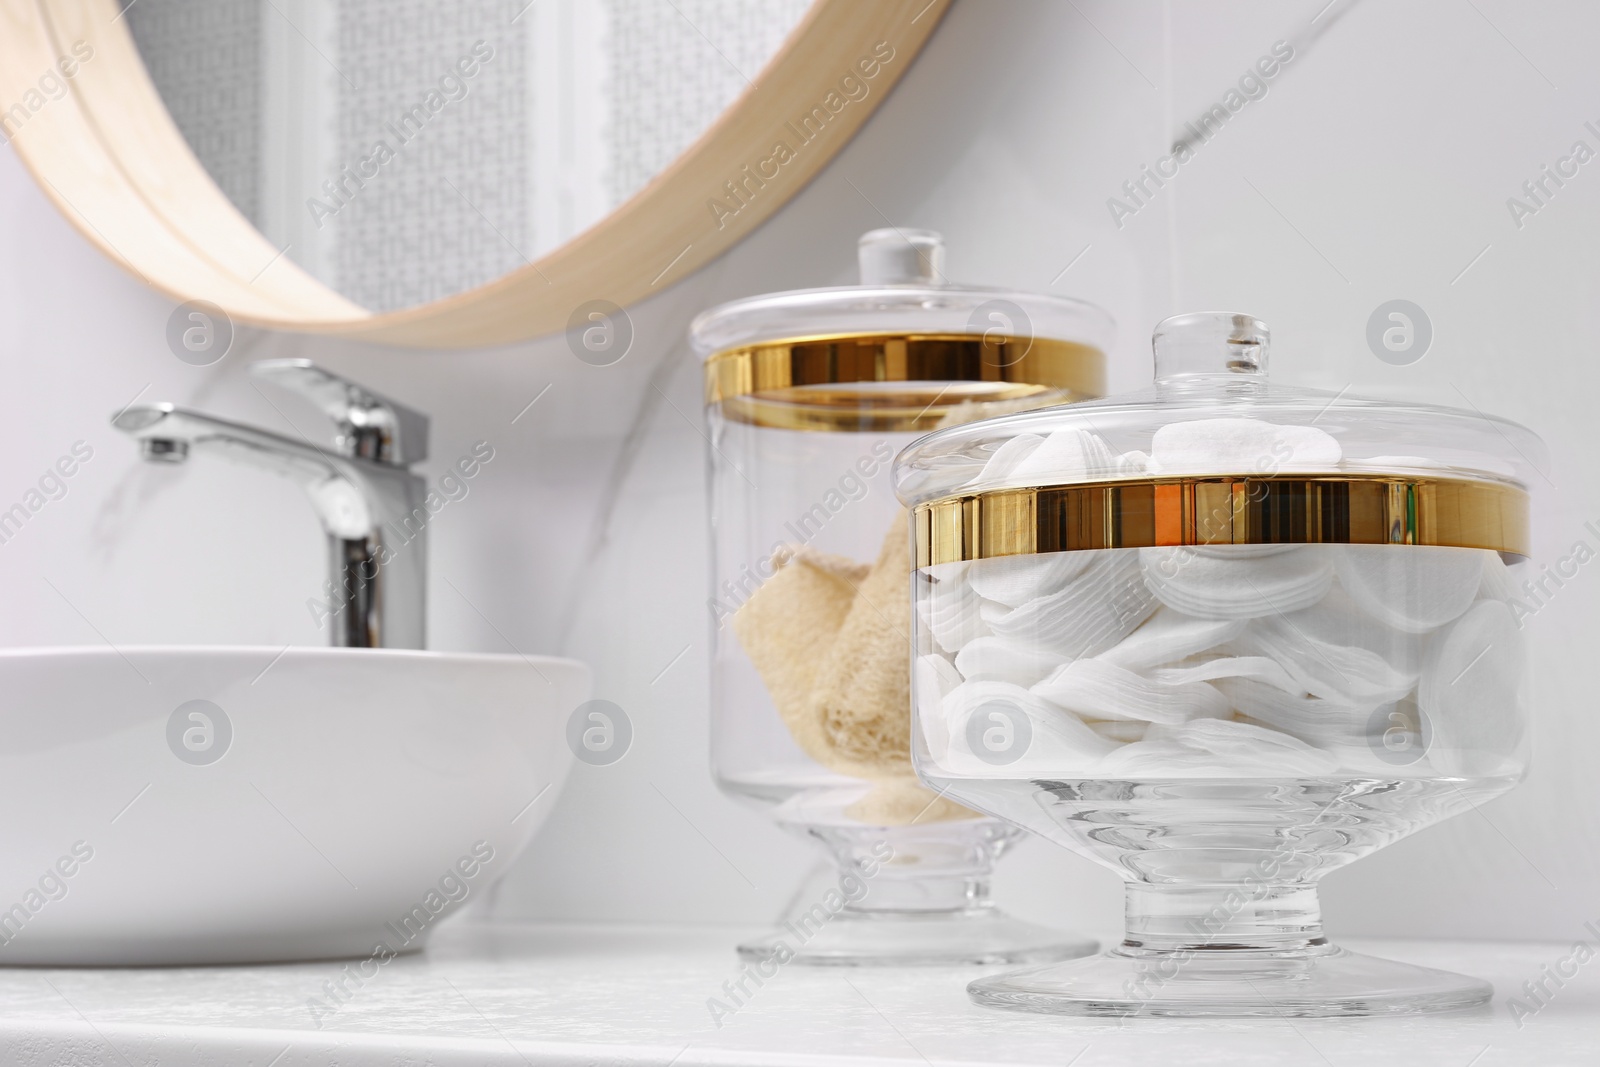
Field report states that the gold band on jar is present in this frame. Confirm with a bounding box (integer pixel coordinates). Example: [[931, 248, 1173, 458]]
[[913, 475, 1531, 567], [704, 333, 1105, 432]]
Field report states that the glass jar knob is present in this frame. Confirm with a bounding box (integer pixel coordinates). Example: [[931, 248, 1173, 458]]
[[1153, 311, 1270, 384], [857, 228, 945, 285]]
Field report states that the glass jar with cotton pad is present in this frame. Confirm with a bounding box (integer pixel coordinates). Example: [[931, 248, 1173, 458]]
[[690, 229, 1111, 965], [894, 311, 1543, 1015]]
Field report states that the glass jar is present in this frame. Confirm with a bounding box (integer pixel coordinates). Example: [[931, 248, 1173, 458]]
[[691, 229, 1112, 965], [895, 312, 1543, 1014]]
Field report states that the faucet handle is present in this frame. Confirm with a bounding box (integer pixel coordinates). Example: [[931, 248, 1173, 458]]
[[251, 360, 429, 467]]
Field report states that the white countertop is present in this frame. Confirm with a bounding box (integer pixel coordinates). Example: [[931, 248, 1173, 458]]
[[0, 923, 1593, 1066]]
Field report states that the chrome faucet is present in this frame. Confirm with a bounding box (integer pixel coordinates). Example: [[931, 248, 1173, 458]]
[[112, 360, 429, 649]]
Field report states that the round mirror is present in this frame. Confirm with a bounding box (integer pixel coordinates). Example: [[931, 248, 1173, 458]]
[[0, 0, 948, 346]]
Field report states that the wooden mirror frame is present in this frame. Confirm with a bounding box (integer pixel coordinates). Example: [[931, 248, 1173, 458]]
[[0, 0, 949, 347]]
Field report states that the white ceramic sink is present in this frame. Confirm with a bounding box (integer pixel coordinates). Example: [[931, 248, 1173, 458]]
[[0, 646, 588, 965]]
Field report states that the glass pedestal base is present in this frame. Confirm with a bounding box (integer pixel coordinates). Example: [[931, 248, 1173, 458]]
[[733, 814, 1094, 966], [970, 942, 1491, 1017], [738, 905, 1095, 967]]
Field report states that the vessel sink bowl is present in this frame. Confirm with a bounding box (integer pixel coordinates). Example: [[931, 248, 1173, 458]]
[[0, 646, 588, 965]]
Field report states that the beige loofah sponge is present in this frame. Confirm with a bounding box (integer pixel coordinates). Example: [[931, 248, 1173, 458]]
[[810, 511, 915, 778], [731, 546, 865, 768], [732, 514, 979, 825], [845, 778, 974, 826]]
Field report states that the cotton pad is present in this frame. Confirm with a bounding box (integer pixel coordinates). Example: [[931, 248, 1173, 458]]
[[983, 552, 1156, 656], [1149, 417, 1341, 475], [1419, 600, 1524, 777], [1141, 544, 1334, 619], [1032, 658, 1229, 725], [1336, 544, 1486, 634]]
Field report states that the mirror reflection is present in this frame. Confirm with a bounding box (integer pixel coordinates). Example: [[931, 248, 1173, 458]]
[[127, 0, 813, 311]]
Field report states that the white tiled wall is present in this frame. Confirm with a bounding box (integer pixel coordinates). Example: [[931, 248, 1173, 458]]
[[1, 0, 1597, 945]]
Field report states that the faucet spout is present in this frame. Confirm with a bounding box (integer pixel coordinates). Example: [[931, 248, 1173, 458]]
[[111, 376, 430, 650], [139, 437, 190, 463], [118, 404, 340, 480]]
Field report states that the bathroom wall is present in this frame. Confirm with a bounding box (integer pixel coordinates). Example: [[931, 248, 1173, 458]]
[[0, 0, 1596, 944]]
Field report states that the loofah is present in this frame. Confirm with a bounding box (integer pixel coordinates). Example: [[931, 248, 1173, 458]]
[[811, 510, 917, 778], [844, 778, 979, 826], [738, 515, 981, 822], [732, 545, 866, 767], [776, 543, 872, 585]]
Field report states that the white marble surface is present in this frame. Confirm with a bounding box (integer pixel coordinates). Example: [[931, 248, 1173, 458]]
[[0, 923, 1593, 1066]]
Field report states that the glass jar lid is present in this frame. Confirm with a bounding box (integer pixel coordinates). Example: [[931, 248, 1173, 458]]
[[894, 312, 1544, 563], [690, 229, 1113, 432]]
